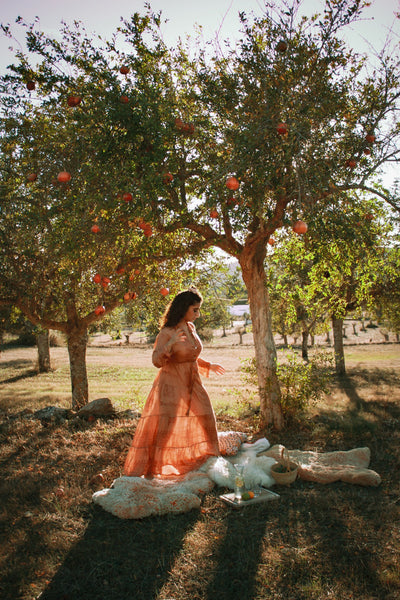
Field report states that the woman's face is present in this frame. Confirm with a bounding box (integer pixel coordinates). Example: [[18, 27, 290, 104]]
[[184, 302, 201, 322]]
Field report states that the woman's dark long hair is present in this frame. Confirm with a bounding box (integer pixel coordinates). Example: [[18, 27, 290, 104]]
[[160, 288, 203, 328]]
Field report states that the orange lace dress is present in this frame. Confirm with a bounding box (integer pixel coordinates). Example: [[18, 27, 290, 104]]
[[123, 321, 219, 478]]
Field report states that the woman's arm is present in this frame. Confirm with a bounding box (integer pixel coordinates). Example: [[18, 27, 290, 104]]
[[152, 327, 186, 368], [152, 328, 173, 368], [197, 357, 225, 377]]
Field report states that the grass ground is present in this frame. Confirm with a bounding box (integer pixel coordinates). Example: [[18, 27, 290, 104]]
[[0, 339, 399, 600]]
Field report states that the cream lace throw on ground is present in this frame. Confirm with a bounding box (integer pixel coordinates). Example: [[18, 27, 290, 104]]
[[93, 437, 381, 519], [261, 444, 381, 487]]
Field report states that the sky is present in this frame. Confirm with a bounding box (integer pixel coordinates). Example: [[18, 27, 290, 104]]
[[1, 0, 399, 184], [1, 0, 399, 64]]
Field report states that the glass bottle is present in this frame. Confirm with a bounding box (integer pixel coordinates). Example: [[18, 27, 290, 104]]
[[233, 464, 245, 501]]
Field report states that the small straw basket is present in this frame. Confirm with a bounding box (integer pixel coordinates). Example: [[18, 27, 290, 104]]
[[271, 447, 299, 485]]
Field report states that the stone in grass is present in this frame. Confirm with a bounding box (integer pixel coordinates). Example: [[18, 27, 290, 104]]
[[77, 397, 115, 419], [33, 406, 70, 423]]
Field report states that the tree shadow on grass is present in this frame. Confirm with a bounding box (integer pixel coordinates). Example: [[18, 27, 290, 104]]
[[0, 416, 200, 600], [269, 484, 393, 599], [204, 483, 393, 599], [1, 369, 38, 385], [337, 369, 400, 413], [39, 506, 200, 600], [0, 358, 38, 384], [313, 369, 400, 442], [204, 501, 274, 599]]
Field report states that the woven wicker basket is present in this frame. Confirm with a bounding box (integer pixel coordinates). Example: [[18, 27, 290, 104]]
[[271, 448, 298, 485]]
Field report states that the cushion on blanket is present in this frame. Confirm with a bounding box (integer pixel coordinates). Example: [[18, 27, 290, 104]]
[[218, 431, 248, 455]]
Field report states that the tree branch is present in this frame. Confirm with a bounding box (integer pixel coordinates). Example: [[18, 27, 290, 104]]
[[340, 183, 400, 213]]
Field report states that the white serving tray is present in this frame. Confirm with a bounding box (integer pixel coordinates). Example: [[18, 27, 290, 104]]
[[219, 489, 280, 508]]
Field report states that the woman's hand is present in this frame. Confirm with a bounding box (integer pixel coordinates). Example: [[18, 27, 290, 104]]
[[171, 327, 186, 344], [209, 363, 225, 376], [165, 327, 186, 353]]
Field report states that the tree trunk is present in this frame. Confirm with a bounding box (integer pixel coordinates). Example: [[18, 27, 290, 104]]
[[67, 328, 89, 410], [332, 316, 346, 375], [239, 246, 284, 431], [301, 331, 309, 361], [380, 329, 389, 342], [37, 329, 51, 373]]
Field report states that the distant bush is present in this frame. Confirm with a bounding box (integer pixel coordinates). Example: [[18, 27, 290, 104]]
[[15, 331, 36, 346], [49, 332, 65, 347], [198, 327, 214, 342]]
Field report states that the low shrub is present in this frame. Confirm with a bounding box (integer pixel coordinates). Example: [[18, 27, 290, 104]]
[[241, 347, 334, 422]]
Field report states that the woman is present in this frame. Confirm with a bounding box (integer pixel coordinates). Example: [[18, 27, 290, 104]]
[[124, 288, 225, 478]]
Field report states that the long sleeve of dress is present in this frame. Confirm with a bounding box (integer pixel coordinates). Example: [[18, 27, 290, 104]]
[[197, 357, 210, 377], [151, 328, 174, 368]]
